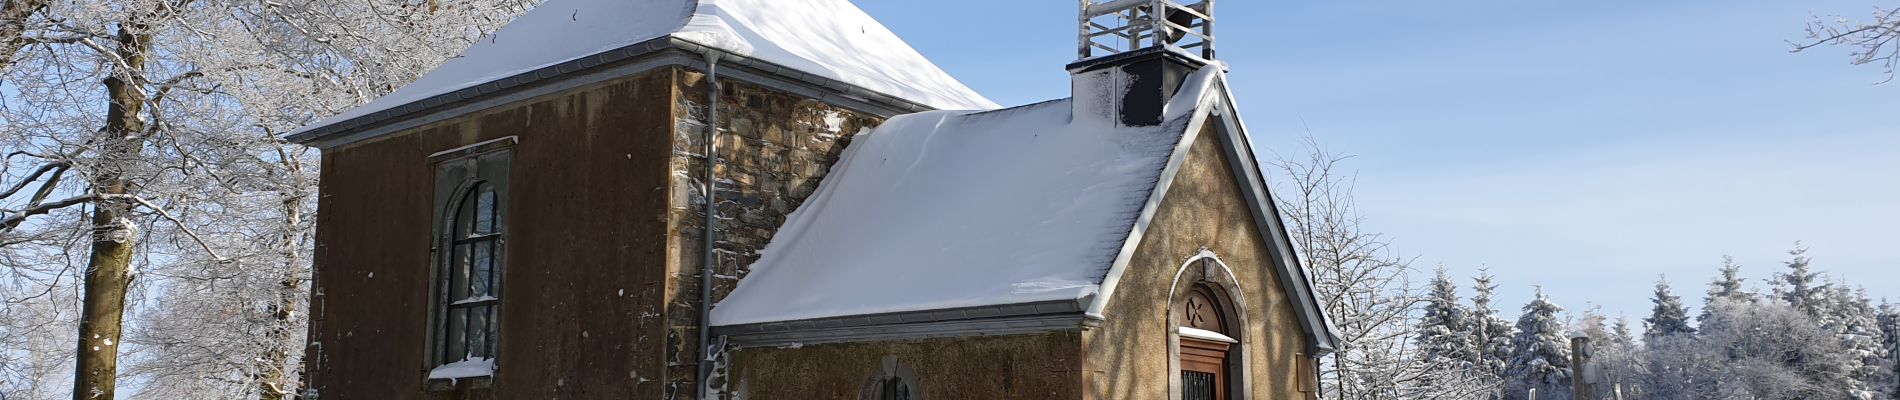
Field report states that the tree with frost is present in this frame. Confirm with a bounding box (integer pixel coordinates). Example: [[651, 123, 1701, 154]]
[[1644, 277, 1696, 338], [1684, 297, 1860, 399], [1575, 310, 1643, 399], [1793, 4, 1900, 82], [1824, 285, 1888, 399], [1416, 266, 1475, 368], [1505, 288, 1571, 400], [1774, 242, 1829, 319], [1270, 138, 1486, 400], [0, 0, 537, 398], [1877, 300, 1900, 399], [1470, 269, 1514, 381], [1701, 256, 1752, 322], [1610, 316, 1635, 347]]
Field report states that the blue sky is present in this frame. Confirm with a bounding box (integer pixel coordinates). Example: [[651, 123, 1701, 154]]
[[859, 1, 1900, 325]]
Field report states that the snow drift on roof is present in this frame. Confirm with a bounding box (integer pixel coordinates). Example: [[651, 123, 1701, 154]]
[[709, 98, 1194, 327], [290, 0, 998, 137]]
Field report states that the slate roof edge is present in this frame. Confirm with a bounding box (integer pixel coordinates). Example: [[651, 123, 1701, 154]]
[[288, 36, 939, 149]]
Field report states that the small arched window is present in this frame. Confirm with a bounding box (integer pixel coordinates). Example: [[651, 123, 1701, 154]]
[[1178, 285, 1236, 400], [874, 376, 912, 400]]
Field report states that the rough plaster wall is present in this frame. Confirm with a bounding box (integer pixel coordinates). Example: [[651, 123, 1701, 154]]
[[1084, 124, 1315, 400], [664, 67, 883, 397], [308, 70, 677, 399], [728, 332, 1085, 399]]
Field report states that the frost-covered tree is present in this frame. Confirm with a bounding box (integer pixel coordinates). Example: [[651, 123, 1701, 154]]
[[1471, 270, 1514, 380], [1687, 297, 1860, 399], [1793, 4, 1900, 82], [1645, 277, 1695, 338], [1611, 316, 1635, 347], [1417, 266, 1475, 368], [1701, 256, 1752, 323], [1824, 285, 1888, 399], [1271, 138, 1486, 399], [1505, 288, 1571, 400], [1877, 300, 1900, 399], [0, 0, 537, 398], [1774, 242, 1829, 319]]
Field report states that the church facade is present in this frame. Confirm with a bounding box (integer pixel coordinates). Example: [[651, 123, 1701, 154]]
[[289, 1, 1336, 399]]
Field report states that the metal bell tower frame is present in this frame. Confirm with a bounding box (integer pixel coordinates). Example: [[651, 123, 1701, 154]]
[[1077, 0, 1215, 60]]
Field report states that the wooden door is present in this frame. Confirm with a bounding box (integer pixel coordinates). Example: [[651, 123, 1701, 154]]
[[1179, 287, 1231, 400]]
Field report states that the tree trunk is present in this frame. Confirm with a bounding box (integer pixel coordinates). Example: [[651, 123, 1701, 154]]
[[258, 190, 306, 400], [0, 0, 50, 70], [72, 23, 150, 400]]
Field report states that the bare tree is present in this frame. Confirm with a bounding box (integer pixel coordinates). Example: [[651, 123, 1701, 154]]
[[1269, 136, 1489, 400], [1794, 5, 1900, 83], [0, 1, 536, 398]]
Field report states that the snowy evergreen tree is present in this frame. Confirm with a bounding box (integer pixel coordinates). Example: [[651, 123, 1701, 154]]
[[1825, 286, 1887, 399], [1645, 277, 1696, 338], [1612, 316, 1636, 347], [1505, 288, 1571, 400], [1702, 256, 1752, 323], [1470, 269, 1515, 379], [1877, 300, 1900, 399], [1417, 266, 1476, 367], [1774, 242, 1828, 319]]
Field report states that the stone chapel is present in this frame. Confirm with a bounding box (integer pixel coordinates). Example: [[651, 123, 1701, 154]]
[[289, 0, 1339, 399]]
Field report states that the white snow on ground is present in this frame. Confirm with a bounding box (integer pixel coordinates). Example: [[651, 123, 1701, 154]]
[[292, 0, 997, 137], [709, 92, 1201, 326], [428, 357, 494, 380]]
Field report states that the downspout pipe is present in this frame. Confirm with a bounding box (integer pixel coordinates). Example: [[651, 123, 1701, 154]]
[[696, 51, 722, 400]]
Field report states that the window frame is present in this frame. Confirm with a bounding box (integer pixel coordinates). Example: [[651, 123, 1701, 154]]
[[425, 139, 514, 383]]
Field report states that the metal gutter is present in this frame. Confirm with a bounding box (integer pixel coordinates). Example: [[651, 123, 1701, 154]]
[[711, 299, 1088, 347]]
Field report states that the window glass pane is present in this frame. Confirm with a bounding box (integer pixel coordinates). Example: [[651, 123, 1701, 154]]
[[485, 306, 500, 357], [468, 305, 489, 359], [449, 244, 471, 301], [475, 189, 496, 234], [472, 242, 493, 296], [444, 307, 468, 362]]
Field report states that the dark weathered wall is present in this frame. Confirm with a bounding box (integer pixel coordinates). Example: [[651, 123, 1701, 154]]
[[727, 333, 1085, 399], [306, 69, 677, 399], [663, 69, 881, 396], [1083, 124, 1319, 400]]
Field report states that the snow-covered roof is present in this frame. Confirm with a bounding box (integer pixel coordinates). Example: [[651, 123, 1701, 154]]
[[710, 68, 1220, 327], [711, 66, 1339, 355], [289, 0, 997, 138]]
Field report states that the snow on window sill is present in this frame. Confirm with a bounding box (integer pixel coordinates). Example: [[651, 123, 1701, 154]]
[[428, 358, 495, 383], [1178, 327, 1237, 344], [450, 295, 498, 306]]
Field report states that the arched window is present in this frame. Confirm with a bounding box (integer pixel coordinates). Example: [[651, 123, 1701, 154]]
[[1178, 284, 1236, 400], [429, 146, 510, 377], [874, 376, 912, 400]]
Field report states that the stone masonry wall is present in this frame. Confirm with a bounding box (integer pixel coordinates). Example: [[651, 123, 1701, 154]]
[[663, 67, 883, 398]]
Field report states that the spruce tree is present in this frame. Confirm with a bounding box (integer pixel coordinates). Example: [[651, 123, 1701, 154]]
[[1877, 300, 1900, 399], [1612, 316, 1636, 347], [1417, 266, 1475, 367], [1645, 277, 1696, 338], [1775, 242, 1828, 319], [1505, 287, 1572, 399], [1470, 269, 1515, 378], [1702, 256, 1751, 323], [1826, 286, 1889, 399]]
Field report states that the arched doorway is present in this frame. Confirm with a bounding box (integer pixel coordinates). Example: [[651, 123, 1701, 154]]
[[1177, 284, 1236, 400]]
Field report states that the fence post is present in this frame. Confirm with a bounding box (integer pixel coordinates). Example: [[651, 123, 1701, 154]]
[[1569, 336, 1596, 400]]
